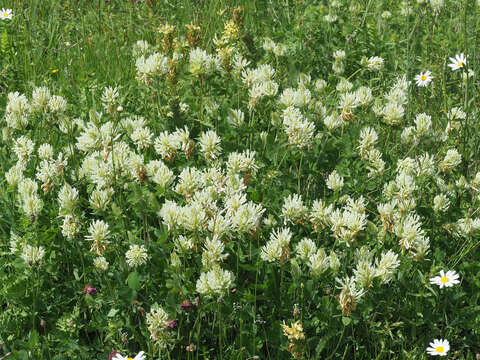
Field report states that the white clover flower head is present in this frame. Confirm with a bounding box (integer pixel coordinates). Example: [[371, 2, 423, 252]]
[[324, 13, 338, 23], [429, 270, 460, 288], [5, 163, 25, 187], [5, 91, 30, 129], [131, 126, 153, 150], [22, 195, 43, 217], [353, 252, 376, 289], [38, 143, 54, 160], [307, 249, 330, 276], [196, 266, 234, 297], [132, 40, 151, 58], [333, 50, 346, 61], [21, 244, 45, 266], [439, 149, 462, 172], [198, 130, 222, 160], [146, 160, 174, 189], [261, 227, 292, 263], [314, 79, 327, 92], [93, 256, 109, 271], [382, 102, 404, 125], [426, 339, 450, 356], [295, 238, 317, 261], [58, 183, 79, 213], [136, 53, 169, 83], [358, 127, 378, 157], [375, 250, 400, 284], [89, 187, 114, 211], [201, 236, 228, 269], [13, 136, 35, 163], [31, 87, 51, 113], [448, 53, 467, 71], [326, 170, 344, 192], [381, 11, 392, 19], [430, 0, 444, 12], [101, 86, 120, 111], [189, 48, 218, 76], [401, 126, 418, 145], [146, 304, 171, 347], [324, 112, 345, 131], [126, 244, 148, 267], [433, 194, 450, 213], [154, 131, 181, 161], [414, 113, 432, 136], [85, 220, 110, 255], [336, 276, 365, 315], [462, 69, 474, 83], [282, 193, 308, 224], [227, 108, 245, 127], [48, 95, 67, 114], [355, 86, 373, 106], [447, 107, 466, 120], [61, 215, 81, 239], [336, 78, 353, 93], [366, 56, 384, 71]]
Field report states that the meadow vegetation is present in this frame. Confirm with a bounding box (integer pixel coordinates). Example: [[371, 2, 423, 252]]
[[1, 0, 480, 358]]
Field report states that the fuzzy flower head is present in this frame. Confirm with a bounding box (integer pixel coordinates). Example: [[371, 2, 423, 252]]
[[365, 56, 384, 71], [93, 256, 109, 271], [448, 53, 467, 71], [198, 130, 222, 160], [82, 285, 97, 295], [427, 339, 450, 356], [125, 245, 148, 267], [196, 266, 234, 297], [415, 71, 433, 87], [85, 220, 110, 255], [326, 170, 344, 192], [281, 320, 305, 341], [21, 245, 45, 266], [429, 270, 460, 288]]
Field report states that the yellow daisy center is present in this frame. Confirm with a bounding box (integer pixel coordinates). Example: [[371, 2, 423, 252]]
[[2, 13, 7, 17], [440, 276, 449, 283], [421, 75, 426, 81], [458, 62, 463, 67], [436, 346, 444, 353], [127, 358, 133, 360]]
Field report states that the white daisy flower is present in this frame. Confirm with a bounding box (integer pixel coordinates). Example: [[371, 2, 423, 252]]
[[415, 71, 433, 87], [112, 351, 146, 360], [0, 8, 12, 20], [426, 339, 450, 356], [429, 270, 460, 288], [448, 53, 467, 71]]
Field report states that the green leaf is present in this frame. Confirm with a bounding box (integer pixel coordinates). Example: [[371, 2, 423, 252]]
[[127, 271, 141, 290], [342, 316, 351, 326]]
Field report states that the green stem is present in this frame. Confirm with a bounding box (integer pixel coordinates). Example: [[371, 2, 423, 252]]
[[218, 302, 223, 360]]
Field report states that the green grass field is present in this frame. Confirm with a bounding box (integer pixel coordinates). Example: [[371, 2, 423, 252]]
[[1, 0, 480, 359]]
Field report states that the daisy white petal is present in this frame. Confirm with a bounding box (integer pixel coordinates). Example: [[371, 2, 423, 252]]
[[0, 8, 12, 20], [448, 53, 467, 71], [415, 71, 433, 87], [426, 339, 450, 356]]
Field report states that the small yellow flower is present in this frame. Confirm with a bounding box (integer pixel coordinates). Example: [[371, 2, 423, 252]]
[[52, 69, 59, 73]]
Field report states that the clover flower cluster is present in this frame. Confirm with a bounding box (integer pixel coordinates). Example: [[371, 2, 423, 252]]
[[3, 7, 480, 357]]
